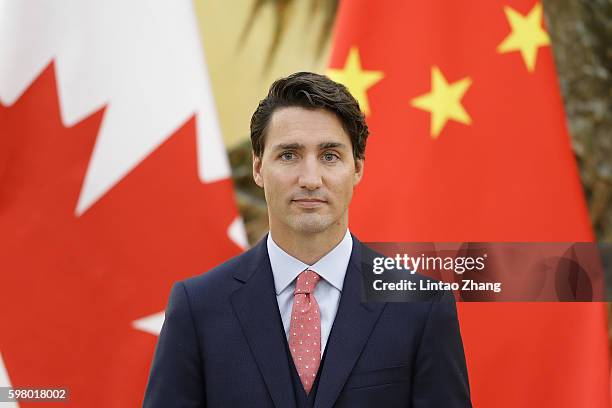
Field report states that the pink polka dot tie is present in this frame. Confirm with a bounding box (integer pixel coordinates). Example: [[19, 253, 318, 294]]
[[289, 269, 321, 394]]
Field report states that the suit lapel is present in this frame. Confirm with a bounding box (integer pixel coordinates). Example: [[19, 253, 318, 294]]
[[314, 237, 386, 408], [230, 239, 296, 408]]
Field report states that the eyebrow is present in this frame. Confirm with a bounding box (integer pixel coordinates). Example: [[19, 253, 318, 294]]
[[272, 142, 348, 151]]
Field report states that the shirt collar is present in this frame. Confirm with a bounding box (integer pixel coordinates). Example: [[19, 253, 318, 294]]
[[267, 229, 353, 295]]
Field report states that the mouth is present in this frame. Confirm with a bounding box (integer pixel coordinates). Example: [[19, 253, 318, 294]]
[[291, 198, 327, 209]]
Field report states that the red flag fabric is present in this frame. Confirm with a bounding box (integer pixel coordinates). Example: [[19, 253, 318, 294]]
[[328, 1, 611, 406], [0, 2, 243, 407]]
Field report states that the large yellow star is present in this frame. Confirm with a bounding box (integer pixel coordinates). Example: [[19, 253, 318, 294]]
[[410, 66, 473, 139], [327, 47, 383, 116], [497, 2, 550, 72]]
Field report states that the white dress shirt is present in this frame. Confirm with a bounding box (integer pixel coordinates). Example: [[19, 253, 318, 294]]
[[267, 229, 353, 357]]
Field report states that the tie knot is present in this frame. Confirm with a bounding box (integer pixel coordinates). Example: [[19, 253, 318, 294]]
[[294, 269, 320, 294]]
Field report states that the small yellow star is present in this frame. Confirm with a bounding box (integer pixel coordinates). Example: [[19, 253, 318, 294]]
[[497, 2, 550, 72], [410, 66, 472, 139], [327, 47, 383, 116]]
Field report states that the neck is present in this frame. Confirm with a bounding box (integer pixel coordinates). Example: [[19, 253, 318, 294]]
[[269, 220, 348, 265]]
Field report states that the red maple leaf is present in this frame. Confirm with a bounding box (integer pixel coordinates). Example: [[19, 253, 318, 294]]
[[0, 62, 241, 407]]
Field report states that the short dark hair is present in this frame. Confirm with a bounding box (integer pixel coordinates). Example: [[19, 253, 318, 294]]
[[250, 72, 369, 160]]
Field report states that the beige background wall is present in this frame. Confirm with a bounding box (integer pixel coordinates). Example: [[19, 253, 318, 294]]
[[194, 0, 333, 149]]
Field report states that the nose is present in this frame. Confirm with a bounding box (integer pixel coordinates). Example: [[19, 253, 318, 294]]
[[298, 156, 323, 191]]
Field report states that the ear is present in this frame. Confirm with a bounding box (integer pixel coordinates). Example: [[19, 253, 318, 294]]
[[252, 152, 264, 188], [353, 158, 364, 186]]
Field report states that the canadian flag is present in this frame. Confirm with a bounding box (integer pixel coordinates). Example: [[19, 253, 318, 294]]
[[0, 1, 244, 407]]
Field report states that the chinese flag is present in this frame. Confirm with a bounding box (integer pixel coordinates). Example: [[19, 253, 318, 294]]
[[0, 1, 243, 407], [329, 1, 611, 407]]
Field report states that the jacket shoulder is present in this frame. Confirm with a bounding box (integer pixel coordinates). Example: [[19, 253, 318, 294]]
[[180, 240, 262, 299]]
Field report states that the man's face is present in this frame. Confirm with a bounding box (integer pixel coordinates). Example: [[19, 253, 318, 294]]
[[253, 107, 364, 235]]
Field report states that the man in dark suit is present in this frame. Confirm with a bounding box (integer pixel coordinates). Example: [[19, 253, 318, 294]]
[[144, 72, 471, 407]]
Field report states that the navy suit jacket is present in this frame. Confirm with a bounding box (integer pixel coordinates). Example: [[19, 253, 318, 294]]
[[144, 235, 471, 407]]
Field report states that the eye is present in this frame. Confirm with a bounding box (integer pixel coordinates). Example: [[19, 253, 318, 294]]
[[280, 152, 296, 161], [322, 152, 339, 162]]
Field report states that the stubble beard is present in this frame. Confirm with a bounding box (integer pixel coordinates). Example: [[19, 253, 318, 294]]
[[287, 212, 335, 234]]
